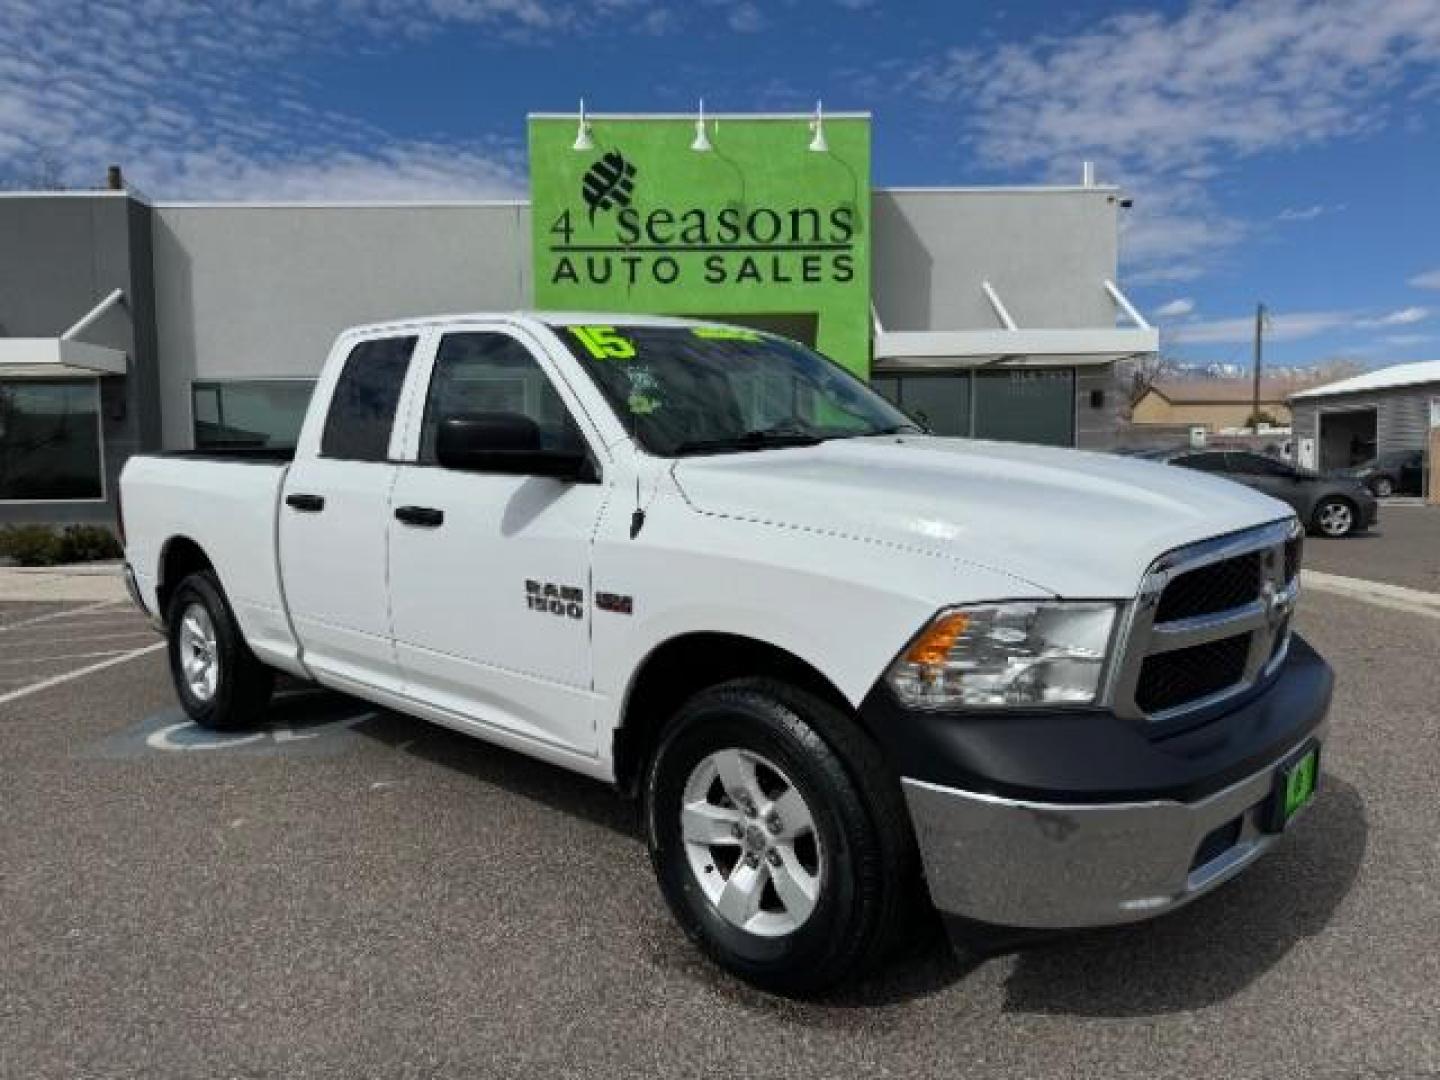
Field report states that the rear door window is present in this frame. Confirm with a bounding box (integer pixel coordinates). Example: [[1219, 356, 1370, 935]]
[[1227, 453, 1291, 477], [320, 336, 418, 461]]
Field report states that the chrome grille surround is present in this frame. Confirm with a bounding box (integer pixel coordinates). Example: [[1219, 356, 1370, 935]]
[[1110, 518, 1302, 725]]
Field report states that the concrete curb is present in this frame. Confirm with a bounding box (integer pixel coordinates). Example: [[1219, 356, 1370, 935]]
[[0, 563, 126, 603], [1301, 569, 1440, 621]]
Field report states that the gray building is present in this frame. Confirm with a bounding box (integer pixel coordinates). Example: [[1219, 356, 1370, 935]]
[[1289, 362, 1440, 480], [1, 180, 1155, 528]]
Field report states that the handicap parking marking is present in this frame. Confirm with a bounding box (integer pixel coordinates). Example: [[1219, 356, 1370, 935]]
[[88, 691, 378, 760]]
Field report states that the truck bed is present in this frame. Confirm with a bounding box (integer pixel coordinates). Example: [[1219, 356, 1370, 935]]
[[120, 452, 303, 676]]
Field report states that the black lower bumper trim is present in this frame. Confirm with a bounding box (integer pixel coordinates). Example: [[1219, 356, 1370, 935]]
[[857, 633, 1332, 805]]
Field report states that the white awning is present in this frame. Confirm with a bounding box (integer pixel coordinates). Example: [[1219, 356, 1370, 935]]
[[873, 279, 1159, 368], [0, 338, 128, 378], [0, 289, 128, 377]]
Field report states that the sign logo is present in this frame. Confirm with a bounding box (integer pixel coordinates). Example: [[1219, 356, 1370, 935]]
[[529, 114, 873, 375], [581, 151, 637, 223]]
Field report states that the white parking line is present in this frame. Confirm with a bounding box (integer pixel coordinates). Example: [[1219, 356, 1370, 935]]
[[1302, 569, 1440, 621], [17, 630, 160, 647], [0, 642, 166, 708], [0, 649, 130, 665], [0, 600, 122, 633]]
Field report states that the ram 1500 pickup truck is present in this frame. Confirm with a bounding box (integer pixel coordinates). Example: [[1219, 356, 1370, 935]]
[[120, 313, 1332, 994]]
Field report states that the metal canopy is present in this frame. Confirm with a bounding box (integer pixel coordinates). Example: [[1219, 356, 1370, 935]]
[[0, 338, 128, 378], [0, 289, 128, 377], [873, 279, 1159, 368]]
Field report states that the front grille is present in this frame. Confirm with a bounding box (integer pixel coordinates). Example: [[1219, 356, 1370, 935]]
[[1154, 552, 1262, 623], [1115, 520, 1300, 725], [1284, 531, 1303, 582], [1135, 634, 1252, 714]]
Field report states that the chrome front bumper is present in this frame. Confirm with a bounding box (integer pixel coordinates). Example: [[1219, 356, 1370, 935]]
[[902, 725, 1325, 930]]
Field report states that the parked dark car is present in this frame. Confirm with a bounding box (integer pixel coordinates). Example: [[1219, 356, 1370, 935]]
[[1333, 448, 1425, 498], [1134, 448, 1379, 538]]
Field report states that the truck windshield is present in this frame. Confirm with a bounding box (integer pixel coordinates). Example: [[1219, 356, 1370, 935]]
[[555, 323, 920, 456]]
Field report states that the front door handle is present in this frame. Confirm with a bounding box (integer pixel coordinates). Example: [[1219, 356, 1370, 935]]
[[285, 493, 325, 513], [394, 505, 445, 528]]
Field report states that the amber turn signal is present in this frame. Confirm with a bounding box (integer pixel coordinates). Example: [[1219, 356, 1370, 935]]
[[903, 611, 970, 668]]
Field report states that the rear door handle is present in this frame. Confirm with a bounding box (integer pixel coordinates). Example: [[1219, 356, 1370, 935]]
[[285, 493, 325, 513], [394, 505, 444, 528]]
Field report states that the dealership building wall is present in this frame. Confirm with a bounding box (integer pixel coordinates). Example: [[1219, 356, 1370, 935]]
[[1, 182, 1152, 527]]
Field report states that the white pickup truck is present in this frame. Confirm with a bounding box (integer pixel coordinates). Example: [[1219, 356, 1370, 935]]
[[119, 313, 1332, 993]]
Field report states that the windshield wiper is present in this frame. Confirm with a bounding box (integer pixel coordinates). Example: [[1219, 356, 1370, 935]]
[[822, 422, 927, 441], [671, 427, 824, 456]]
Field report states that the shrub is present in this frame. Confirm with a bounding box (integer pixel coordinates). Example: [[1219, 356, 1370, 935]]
[[0, 525, 67, 566], [59, 525, 123, 563], [0, 524, 122, 566]]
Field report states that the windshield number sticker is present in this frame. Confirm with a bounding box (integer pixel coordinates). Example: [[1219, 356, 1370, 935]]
[[571, 325, 636, 360]]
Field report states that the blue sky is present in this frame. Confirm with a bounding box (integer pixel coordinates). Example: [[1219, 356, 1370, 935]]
[[2, 0, 1438, 368]]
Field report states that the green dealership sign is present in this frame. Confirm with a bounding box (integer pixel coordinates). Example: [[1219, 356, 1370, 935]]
[[529, 113, 872, 376]]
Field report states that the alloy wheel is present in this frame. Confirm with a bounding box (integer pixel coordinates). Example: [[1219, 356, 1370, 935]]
[[179, 602, 220, 702], [680, 748, 824, 937], [1317, 501, 1354, 537]]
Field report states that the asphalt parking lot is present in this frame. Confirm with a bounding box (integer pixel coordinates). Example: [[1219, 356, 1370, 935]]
[[1305, 501, 1440, 593], [1, 589, 1437, 1079]]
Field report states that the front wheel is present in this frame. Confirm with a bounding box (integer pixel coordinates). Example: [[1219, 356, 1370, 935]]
[[1312, 496, 1357, 538], [166, 571, 274, 730], [644, 679, 917, 995]]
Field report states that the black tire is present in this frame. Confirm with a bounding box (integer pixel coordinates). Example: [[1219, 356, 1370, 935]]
[[1310, 495, 1357, 538], [165, 571, 274, 730], [644, 678, 918, 996], [1371, 476, 1395, 498]]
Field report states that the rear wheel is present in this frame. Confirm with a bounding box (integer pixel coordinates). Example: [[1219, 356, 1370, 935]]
[[166, 571, 273, 730], [1312, 497, 1356, 538], [644, 678, 917, 995]]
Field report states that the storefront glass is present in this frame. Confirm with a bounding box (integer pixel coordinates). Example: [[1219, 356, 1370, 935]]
[[0, 379, 104, 501], [193, 380, 315, 450], [872, 368, 1076, 447]]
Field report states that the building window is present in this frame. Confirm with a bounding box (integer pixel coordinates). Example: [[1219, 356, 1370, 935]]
[[193, 380, 316, 450], [872, 368, 1075, 447], [973, 369, 1075, 447], [0, 379, 104, 501]]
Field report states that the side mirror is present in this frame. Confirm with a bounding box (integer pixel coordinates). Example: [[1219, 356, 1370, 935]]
[[435, 413, 590, 480]]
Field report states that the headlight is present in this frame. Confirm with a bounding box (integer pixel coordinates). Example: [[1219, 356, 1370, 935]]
[[885, 602, 1118, 708]]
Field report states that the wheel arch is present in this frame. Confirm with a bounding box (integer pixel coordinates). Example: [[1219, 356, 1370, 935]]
[[612, 631, 857, 799], [156, 535, 218, 617]]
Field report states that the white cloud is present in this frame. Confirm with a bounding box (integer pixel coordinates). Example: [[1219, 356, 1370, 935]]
[[1277, 203, 1345, 221], [1153, 298, 1196, 318], [907, 0, 1440, 280], [0, 0, 664, 198], [1168, 304, 1430, 346], [1409, 269, 1440, 289], [1379, 332, 1434, 347], [726, 2, 765, 32], [1168, 309, 1355, 346], [1357, 306, 1429, 327]]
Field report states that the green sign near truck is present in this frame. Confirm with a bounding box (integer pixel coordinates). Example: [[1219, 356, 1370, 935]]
[[529, 112, 873, 376]]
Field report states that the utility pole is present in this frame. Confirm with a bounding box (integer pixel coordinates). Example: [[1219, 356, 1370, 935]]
[[1251, 302, 1267, 434]]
